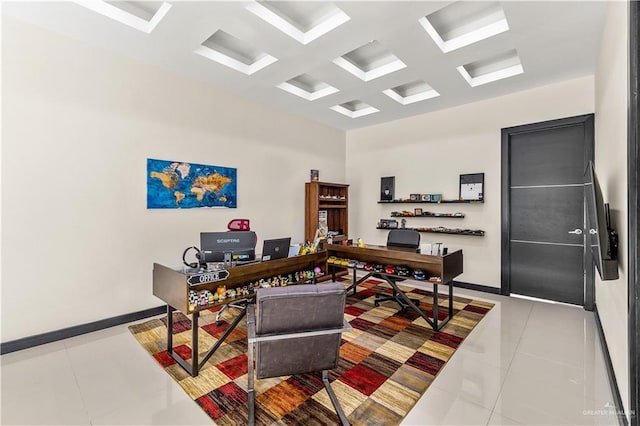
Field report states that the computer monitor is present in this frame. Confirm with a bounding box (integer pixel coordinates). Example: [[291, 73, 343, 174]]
[[261, 237, 291, 261], [200, 231, 257, 263]]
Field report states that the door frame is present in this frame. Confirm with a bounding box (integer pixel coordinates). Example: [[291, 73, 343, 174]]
[[501, 114, 595, 309], [628, 1, 638, 424]]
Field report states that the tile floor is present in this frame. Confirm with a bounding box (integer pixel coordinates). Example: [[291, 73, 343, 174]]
[[1, 282, 622, 425]]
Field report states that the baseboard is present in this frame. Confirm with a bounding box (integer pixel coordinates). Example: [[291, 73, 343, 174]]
[[452, 280, 502, 295], [593, 305, 629, 426], [0, 305, 165, 355]]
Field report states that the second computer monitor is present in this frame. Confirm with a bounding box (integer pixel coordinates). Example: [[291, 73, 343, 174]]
[[261, 237, 291, 261]]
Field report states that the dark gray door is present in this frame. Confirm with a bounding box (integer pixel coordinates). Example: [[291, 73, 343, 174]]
[[502, 115, 594, 306]]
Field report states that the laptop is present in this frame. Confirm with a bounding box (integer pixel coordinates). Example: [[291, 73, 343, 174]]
[[261, 237, 291, 261]]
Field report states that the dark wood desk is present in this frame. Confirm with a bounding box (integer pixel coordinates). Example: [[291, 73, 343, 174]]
[[152, 251, 327, 376], [326, 244, 463, 331]]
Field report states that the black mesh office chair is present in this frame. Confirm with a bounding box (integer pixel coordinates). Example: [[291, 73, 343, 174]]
[[373, 229, 421, 309], [246, 283, 351, 426]]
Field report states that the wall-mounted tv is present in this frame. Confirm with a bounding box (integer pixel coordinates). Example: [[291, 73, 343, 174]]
[[585, 161, 619, 280]]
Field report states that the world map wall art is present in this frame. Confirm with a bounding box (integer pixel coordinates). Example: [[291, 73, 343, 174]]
[[147, 158, 237, 209]]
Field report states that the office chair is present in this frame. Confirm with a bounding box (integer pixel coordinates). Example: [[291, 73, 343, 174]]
[[246, 283, 351, 426], [373, 229, 421, 309]]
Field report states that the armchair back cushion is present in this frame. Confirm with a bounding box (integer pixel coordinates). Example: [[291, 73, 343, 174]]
[[254, 283, 346, 378]]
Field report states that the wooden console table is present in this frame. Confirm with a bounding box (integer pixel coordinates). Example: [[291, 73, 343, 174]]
[[326, 244, 463, 331], [152, 251, 327, 377]]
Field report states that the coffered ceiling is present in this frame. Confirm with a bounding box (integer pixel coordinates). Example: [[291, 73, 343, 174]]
[[3, 1, 607, 130]]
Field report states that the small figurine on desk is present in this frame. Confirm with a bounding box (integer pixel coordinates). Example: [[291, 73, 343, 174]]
[[401, 219, 406, 229], [357, 238, 365, 248]]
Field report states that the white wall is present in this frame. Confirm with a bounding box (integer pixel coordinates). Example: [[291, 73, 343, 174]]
[[1, 17, 345, 342], [346, 76, 594, 287], [594, 1, 629, 419]]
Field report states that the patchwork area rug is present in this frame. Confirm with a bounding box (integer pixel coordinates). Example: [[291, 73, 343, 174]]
[[130, 279, 493, 425]]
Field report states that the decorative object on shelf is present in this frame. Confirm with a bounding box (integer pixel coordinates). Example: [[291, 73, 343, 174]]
[[378, 219, 399, 229], [380, 176, 395, 201], [410, 194, 420, 201], [459, 173, 484, 201], [318, 210, 328, 237], [414, 208, 423, 216], [401, 218, 407, 228], [310, 169, 319, 182], [420, 194, 430, 202], [147, 158, 236, 209]]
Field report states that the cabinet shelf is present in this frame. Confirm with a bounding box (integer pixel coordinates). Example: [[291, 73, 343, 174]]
[[319, 204, 347, 209], [376, 227, 485, 237]]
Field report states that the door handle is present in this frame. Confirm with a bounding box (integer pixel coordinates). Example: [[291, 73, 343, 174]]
[[568, 229, 583, 235]]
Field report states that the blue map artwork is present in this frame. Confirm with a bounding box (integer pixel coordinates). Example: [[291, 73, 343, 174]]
[[147, 158, 237, 209]]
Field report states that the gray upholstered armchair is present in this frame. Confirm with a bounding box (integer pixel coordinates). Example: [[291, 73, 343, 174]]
[[246, 283, 351, 426]]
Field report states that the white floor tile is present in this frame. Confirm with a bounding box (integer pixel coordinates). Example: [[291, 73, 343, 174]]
[[430, 354, 508, 410], [486, 411, 524, 425], [401, 386, 492, 425], [63, 324, 177, 419], [91, 383, 212, 425], [1, 342, 91, 425]]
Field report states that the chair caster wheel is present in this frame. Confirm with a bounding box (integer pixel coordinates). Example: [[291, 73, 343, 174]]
[[374, 301, 380, 307], [216, 321, 223, 326]]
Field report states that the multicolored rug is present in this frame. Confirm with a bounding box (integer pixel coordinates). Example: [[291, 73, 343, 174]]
[[129, 279, 493, 425]]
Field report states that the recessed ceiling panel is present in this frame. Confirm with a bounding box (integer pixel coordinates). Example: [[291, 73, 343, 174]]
[[420, 1, 509, 53], [383, 80, 440, 105], [74, 0, 171, 33], [457, 49, 523, 87], [194, 30, 277, 75], [277, 74, 339, 101], [333, 40, 406, 82], [246, 1, 349, 44], [331, 100, 379, 118]]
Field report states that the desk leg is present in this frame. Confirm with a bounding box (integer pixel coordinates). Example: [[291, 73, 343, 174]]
[[199, 305, 248, 369], [449, 284, 454, 318], [352, 269, 357, 295], [433, 284, 439, 331], [166, 305, 174, 352], [191, 311, 199, 377]]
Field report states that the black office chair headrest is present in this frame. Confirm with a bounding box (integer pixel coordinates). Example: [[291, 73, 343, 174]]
[[386, 229, 420, 249]]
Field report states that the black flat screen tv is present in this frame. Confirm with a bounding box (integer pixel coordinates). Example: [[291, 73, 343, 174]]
[[585, 161, 619, 280]]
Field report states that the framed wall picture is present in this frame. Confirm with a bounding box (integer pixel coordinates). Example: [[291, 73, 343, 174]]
[[459, 173, 484, 201], [380, 176, 395, 201]]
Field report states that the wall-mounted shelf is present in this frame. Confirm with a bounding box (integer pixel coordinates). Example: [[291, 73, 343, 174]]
[[391, 211, 465, 218], [378, 199, 483, 204], [376, 226, 485, 237]]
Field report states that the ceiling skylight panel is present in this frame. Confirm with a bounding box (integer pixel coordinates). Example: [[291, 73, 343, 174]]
[[278, 74, 339, 101], [194, 30, 277, 75], [246, 1, 350, 45], [457, 49, 523, 87], [420, 1, 509, 53], [331, 100, 379, 118], [74, 1, 171, 34], [383, 80, 440, 105], [333, 41, 406, 82]]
